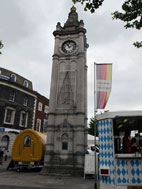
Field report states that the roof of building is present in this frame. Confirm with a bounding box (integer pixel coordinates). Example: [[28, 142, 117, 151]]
[[96, 111, 142, 120], [0, 67, 33, 90]]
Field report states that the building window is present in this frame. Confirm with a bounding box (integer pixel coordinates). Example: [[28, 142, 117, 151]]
[[9, 91, 15, 102], [4, 107, 15, 125], [23, 80, 29, 88], [10, 74, 16, 82], [43, 119, 48, 126], [61, 133, 68, 151], [36, 119, 41, 132], [43, 119, 48, 132], [44, 105, 49, 114], [1, 135, 9, 150], [19, 111, 28, 127], [62, 142, 68, 150], [38, 102, 42, 111], [24, 136, 31, 147], [23, 97, 28, 106]]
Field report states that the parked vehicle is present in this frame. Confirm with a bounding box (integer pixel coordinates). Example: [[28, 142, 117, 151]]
[[7, 129, 47, 171]]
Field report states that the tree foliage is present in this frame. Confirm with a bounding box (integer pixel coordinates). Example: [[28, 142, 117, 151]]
[[72, 0, 104, 13], [72, 0, 142, 48], [88, 117, 98, 136], [0, 41, 3, 54]]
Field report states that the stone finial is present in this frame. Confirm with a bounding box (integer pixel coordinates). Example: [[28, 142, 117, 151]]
[[56, 22, 61, 31], [79, 20, 84, 28], [71, 6, 76, 12]]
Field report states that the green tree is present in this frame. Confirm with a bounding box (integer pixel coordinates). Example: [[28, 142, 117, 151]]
[[0, 41, 4, 54], [88, 117, 98, 136], [72, 0, 142, 48]]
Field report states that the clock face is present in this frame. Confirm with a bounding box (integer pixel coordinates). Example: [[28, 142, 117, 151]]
[[62, 40, 76, 54]]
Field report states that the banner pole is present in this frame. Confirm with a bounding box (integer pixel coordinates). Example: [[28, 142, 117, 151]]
[[94, 62, 97, 189]]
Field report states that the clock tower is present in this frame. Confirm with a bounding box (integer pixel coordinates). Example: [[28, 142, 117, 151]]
[[43, 7, 88, 175]]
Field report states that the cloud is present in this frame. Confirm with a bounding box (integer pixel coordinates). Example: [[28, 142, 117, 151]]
[[0, 0, 142, 122]]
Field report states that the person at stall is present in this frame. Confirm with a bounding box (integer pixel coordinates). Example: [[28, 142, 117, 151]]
[[123, 129, 131, 153], [131, 137, 137, 153]]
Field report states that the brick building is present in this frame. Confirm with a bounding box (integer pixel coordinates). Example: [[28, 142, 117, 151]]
[[0, 67, 49, 156], [34, 93, 49, 132]]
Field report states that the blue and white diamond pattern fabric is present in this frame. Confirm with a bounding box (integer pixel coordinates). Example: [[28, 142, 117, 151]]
[[98, 119, 115, 186], [116, 159, 142, 185], [130, 159, 142, 185], [116, 159, 129, 185]]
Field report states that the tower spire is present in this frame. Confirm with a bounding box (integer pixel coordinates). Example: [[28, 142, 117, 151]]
[[64, 6, 79, 29], [53, 7, 86, 36]]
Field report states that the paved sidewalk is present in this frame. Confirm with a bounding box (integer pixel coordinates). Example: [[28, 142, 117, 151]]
[[0, 157, 95, 189], [0, 156, 11, 172]]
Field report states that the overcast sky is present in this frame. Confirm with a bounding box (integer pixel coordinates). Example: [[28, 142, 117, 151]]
[[0, 0, 142, 121]]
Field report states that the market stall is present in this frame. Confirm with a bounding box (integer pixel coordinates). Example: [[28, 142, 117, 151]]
[[96, 111, 142, 189]]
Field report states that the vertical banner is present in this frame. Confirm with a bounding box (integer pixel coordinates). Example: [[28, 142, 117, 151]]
[[96, 63, 112, 109]]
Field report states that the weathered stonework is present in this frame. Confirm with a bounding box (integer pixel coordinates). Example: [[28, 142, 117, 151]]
[[43, 7, 88, 176]]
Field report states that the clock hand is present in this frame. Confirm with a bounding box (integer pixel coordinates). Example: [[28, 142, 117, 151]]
[[68, 44, 71, 48]]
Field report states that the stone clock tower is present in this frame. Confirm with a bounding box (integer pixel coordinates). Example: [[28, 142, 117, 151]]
[[43, 7, 88, 175]]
